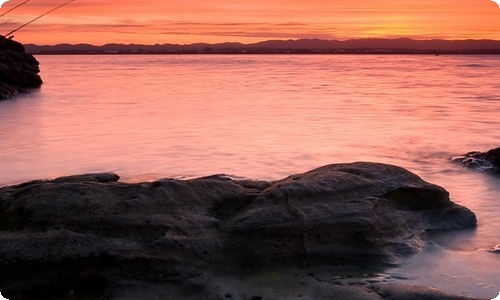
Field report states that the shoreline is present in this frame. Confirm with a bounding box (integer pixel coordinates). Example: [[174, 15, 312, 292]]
[[93, 267, 491, 300]]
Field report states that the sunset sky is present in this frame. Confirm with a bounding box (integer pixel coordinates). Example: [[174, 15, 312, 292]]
[[1, 0, 499, 45]]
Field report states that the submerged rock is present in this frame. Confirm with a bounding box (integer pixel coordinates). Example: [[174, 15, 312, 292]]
[[452, 147, 500, 172], [0, 37, 42, 100], [0, 162, 477, 299]]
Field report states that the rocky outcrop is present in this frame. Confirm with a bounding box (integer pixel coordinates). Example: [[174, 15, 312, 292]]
[[0, 37, 42, 100], [0, 162, 477, 299], [452, 147, 500, 172]]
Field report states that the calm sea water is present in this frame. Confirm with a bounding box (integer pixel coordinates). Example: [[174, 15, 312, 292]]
[[1, 54, 499, 297]]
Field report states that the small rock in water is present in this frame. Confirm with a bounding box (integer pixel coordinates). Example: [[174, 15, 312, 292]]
[[490, 244, 500, 252], [452, 147, 500, 172]]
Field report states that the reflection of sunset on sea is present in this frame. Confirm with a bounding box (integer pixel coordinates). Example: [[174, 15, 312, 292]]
[[0, 0, 499, 44], [2, 0, 500, 299]]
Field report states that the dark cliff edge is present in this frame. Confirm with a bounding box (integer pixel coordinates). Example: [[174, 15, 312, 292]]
[[0, 162, 482, 300], [0, 37, 43, 100]]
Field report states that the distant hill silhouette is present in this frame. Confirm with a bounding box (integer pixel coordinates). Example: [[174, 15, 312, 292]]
[[24, 38, 500, 54]]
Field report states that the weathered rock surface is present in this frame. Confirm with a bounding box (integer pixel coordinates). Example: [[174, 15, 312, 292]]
[[0, 162, 478, 299], [452, 147, 500, 172], [0, 37, 42, 100]]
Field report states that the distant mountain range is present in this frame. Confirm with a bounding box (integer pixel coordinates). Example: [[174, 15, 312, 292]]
[[24, 38, 500, 54]]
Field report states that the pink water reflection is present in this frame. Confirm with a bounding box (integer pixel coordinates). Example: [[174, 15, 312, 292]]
[[0, 54, 499, 296]]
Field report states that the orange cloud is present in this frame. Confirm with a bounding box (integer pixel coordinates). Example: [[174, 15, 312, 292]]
[[1, 0, 499, 45]]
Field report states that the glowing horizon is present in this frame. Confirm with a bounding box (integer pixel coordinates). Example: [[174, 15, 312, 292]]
[[1, 0, 499, 45]]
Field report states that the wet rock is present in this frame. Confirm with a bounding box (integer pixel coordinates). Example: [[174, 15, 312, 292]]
[[0, 37, 42, 100], [485, 147, 500, 169], [369, 283, 479, 300], [0, 162, 477, 299], [452, 147, 500, 172]]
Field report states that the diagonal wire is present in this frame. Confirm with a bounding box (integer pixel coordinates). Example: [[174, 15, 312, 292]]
[[0, 0, 31, 18], [4, 0, 75, 37]]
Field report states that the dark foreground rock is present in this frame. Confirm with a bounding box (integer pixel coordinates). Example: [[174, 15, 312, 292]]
[[0, 37, 42, 100], [0, 162, 479, 299], [452, 147, 500, 172]]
